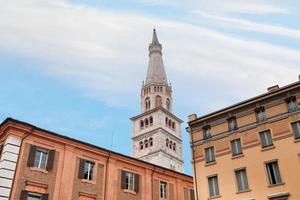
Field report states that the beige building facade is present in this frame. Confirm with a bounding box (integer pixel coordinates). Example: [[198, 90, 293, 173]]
[[188, 78, 300, 200]]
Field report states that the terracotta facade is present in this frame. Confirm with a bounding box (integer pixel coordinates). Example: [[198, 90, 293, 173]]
[[0, 118, 194, 200], [188, 79, 300, 200]]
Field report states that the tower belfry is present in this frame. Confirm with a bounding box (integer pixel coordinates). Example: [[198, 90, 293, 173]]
[[130, 29, 184, 172]]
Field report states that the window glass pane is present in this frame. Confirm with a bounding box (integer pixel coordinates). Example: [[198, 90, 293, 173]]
[[27, 194, 41, 200], [260, 131, 272, 148], [266, 161, 282, 185], [292, 122, 300, 139], [34, 149, 48, 169], [231, 139, 242, 156], [125, 172, 135, 191], [160, 181, 167, 198], [84, 161, 94, 180], [208, 176, 219, 197], [235, 169, 249, 191], [205, 147, 215, 163]]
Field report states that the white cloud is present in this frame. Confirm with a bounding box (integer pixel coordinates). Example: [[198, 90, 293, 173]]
[[0, 0, 299, 114]]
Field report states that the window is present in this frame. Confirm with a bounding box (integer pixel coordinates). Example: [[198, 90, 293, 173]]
[[286, 97, 298, 112], [235, 169, 249, 192], [169, 141, 173, 149], [291, 121, 300, 139], [189, 189, 195, 200], [121, 170, 139, 193], [228, 117, 237, 131], [230, 139, 243, 156], [172, 122, 175, 129], [145, 118, 149, 126], [160, 181, 167, 199], [149, 138, 153, 146], [205, 147, 215, 163], [34, 148, 48, 169], [266, 161, 282, 185], [208, 176, 219, 197], [140, 120, 144, 129], [166, 98, 170, 110], [203, 126, 212, 140], [256, 107, 266, 122], [20, 191, 48, 200], [84, 160, 95, 181], [145, 97, 150, 111], [155, 95, 162, 107], [166, 139, 169, 147], [27, 194, 41, 200], [165, 117, 168, 125], [139, 141, 143, 150], [144, 139, 148, 148], [149, 116, 153, 125], [259, 130, 273, 148], [173, 143, 176, 151]]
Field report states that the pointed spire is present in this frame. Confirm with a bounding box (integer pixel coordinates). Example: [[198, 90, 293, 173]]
[[145, 29, 168, 85]]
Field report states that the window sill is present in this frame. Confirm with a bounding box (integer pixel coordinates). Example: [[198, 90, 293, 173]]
[[236, 189, 251, 194], [123, 189, 136, 195], [261, 145, 275, 152], [294, 138, 300, 143], [30, 167, 48, 174], [205, 161, 216, 167], [232, 153, 244, 160], [81, 179, 96, 185], [268, 182, 285, 188], [208, 195, 222, 199]]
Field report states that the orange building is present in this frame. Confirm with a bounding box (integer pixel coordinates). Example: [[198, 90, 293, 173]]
[[188, 78, 300, 200], [0, 118, 194, 200]]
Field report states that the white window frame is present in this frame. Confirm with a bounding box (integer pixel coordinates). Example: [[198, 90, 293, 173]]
[[34, 148, 48, 169], [27, 193, 41, 200], [125, 171, 135, 191], [266, 161, 282, 185], [84, 161, 94, 181], [160, 181, 167, 199]]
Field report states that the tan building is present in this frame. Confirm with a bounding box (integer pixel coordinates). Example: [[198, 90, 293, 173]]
[[0, 118, 194, 200], [188, 78, 300, 200]]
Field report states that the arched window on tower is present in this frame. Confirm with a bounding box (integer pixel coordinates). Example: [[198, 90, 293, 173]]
[[149, 116, 153, 125], [173, 143, 176, 151], [155, 95, 162, 107], [140, 120, 144, 129], [166, 139, 169, 147], [139, 141, 143, 150], [145, 97, 150, 111], [165, 117, 168, 125], [145, 118, 149, 127], [172, 122, 175, 129], [144, 139, 148, 148], [169, 140, 173, 149], [168, 119, 172, 127], [149, 138, 153, 146], [166, 98, 170, 111]]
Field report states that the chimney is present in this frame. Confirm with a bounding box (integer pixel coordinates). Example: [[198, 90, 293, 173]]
[[188, 114, 197, 122], [267, 85, 279, 92]]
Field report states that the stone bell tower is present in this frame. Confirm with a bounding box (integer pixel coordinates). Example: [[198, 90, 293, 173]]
[[130, 29, 184, 172]]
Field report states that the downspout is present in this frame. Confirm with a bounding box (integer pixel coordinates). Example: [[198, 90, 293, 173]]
[[187, 127, 199, 200], [151, 166, 156, 200], [104, 152, 111, 200], [9, 127, 35, 198]]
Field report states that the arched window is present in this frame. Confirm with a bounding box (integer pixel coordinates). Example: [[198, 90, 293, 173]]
[[155, 95, 162, 107], [168, 119, 172, 127], [149, 116, 153, 125], [165, 117, 168, 125], [145, 97, 150, 111], [169, 140, 173, 149], [166, 139, 169, 147], [173, 143, 176, 151], [144, 139, 148, 148], [149, 138, 153, 146], [145, 118, 149, 126], [140, 120, 144, 129], [139, 141, 143, 150], [166, 98, 170, 111], [172, 122, 175, 129]]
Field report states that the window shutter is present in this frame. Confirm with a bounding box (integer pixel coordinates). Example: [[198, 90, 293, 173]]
[[78, 159, 85, 179], [27, 145, 37, 167], [121, 170, 126, 189], [46, 150, 55, 171], [134, 173, 139, 193], [41, 193, 49, 200], [20, 190, 28, 200]]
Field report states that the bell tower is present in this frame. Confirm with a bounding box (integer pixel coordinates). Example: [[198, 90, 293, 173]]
[[130, 29, 184, 172]]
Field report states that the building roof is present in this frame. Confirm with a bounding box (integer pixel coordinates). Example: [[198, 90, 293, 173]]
[[145, 29, 168, 85], [189, 79, 300, 125], [0, 117, 192, 179]]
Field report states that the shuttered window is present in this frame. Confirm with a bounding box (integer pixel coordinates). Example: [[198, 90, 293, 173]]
[[259, 130, 273, 148], [78, 159, 95, 181], [266, 161, 282, 185], [230, 139, 243, 156], [291, 121, 300, 139], [160, 181, 167, 199], [189, 189, 195, 200], [27, 145, 55, 171], [205, 147, 215, 163], [208, 176, 219, 197], [121, 170, 140, 193], [235, 169, 249, 192], [20, 191, 48, 200], [286, 97, 298, 112]]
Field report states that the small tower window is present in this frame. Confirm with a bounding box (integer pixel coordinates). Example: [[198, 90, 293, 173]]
[[139, 141, 143, 150], [149, 138, 153, 146], [149, 116, 153, 125], [166, 98, 170, 111], [145, 118, 149, 126], [166, 139, 169, 147], [165, 117, 168, 125], [140, 120, 144, 129], [168, 119, 172, 127], [172, 122, 175, 129], [173, 143, 176, 151], [144, 139, 148, 148], [155, 95, 162, 107], [145, 97, 151, 111]]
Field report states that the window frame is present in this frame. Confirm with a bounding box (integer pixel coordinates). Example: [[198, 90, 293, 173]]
[[230, 139, 243, 156], [234, 168, 249, 192], [125, 171, 135, 191], [205, 146, 215, 164], [286, 97, 298, 113], [291, 121, 300, 139], [259, 130, 273, 148], [27, 193, 41, 200], [265, 160, 283, 185], [203, 126, 212, 140], [256, 107, 266, 122], [83, 160, 95, 181], [207, 175, 220, 198], [33, 148, 49, 169], [227, 117, 237, 131], [160, 181, 167, 199]]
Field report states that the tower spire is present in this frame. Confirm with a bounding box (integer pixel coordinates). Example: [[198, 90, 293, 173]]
[[145, 29, 168, 85]]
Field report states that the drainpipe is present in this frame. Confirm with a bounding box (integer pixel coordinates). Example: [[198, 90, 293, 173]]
[[104, 152, 111, 200], [187, 127, 199, 200]]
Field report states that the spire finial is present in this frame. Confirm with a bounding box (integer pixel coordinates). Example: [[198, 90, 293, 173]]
[[152, 28, 159, 44]]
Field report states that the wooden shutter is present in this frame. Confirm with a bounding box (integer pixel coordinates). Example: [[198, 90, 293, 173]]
[[121, 170, 126, 189], [78, 159, 85, 179], [27, 145, 37, 167], [41, 193, 49, 200], [169, 183, 174, 200], [153, 179, 159, 200], [20, 190, 28, 200], [134, 173, 139, 193], [46, 150, 55, 171], [189, 189, 195, 200]]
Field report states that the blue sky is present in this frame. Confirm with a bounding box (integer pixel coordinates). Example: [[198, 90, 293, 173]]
[[0, 0, 300, 175]]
